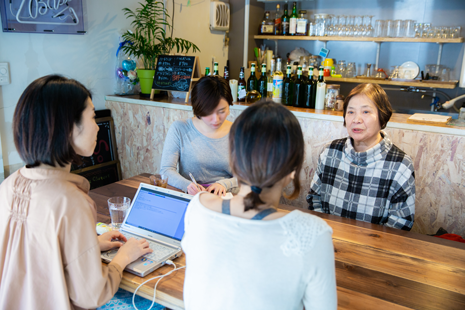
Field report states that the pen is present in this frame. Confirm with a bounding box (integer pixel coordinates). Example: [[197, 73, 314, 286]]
[[189, 173, 201, 191]]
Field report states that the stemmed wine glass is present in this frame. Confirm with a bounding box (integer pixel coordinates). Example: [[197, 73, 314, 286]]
[[354, 16, 363, 36], [338, 15, 346, 36], [365, 15, 374, 37], [346, 15, 355, 36]]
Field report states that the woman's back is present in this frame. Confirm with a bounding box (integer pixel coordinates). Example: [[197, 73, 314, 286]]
[[0, 168, 121, 309], [182, 194, 337, 310]]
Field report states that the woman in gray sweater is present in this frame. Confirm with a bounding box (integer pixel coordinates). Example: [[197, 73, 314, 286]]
[[160, 76, 237, 196]]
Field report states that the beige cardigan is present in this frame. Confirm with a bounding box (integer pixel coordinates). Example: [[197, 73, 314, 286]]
[[0, 167, 123, 310]]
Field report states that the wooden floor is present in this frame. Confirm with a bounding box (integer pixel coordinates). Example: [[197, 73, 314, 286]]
[[91, 174, 465, 310]]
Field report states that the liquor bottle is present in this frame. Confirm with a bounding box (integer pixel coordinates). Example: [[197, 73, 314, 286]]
[[293, 65, 303, 107], [247, 63, 257, 91], [213, 62, 219, 76], [205, 67, 210, 76], [281, 3, 289, 36], [289, 2, 298, 36], [272, 58, 284, 103], [238, 67, 247, 102], [224, 66, 229, 81], [258, 63, 267, 99], [303, 66, 316, 108], [315, 67, 326, 109], [259, 11, 274, 35], [274, 4, 282, 35], [282, 65, 294, 106], [267, 59, 275, 99]]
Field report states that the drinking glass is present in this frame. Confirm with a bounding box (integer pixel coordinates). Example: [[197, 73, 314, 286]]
[[108, 197, 131, 230], [394, 20, 404, 37], [404, 20, 415, 38], [440, 67, 450, 82], [440, 26, 449, 39], [451, 26, 462, 38], [346, 62, 356, 77], [422, 23, 431, 38], [336, 60, 347, 77], [150, 174, 169, 188], [365, 15, 374, 37], [386, 20, 395, 37], [346, 15, 355, 36], [374, 20, 385, 37], [354, 16, 363, 36], [338, 15, 346, 36], [414, 22, 422, 37]]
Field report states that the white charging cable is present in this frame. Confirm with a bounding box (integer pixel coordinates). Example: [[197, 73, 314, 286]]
[[132, 260, 186, 310]]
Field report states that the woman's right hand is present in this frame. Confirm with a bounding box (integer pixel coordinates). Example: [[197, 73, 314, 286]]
[[112, 238, 153, 268], [187, 182, 206, 195]]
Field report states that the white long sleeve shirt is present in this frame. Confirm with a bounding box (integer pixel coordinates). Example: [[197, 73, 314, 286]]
[[181, 193, 337, 310]]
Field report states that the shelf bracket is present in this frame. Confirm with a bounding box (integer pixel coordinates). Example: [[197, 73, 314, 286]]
[[436, 43, 443, 66], [375, 42, 381, 71], [323, 41, 327, 49]]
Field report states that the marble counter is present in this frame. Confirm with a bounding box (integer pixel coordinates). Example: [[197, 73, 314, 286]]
[[105, 95, 465, 237]]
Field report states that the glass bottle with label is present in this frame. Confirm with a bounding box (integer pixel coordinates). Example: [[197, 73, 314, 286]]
[[205, 67, 210, 76], [293, 66, 304, 107], [272, 58, 283, 103], [282, 3, 289, 36], [260, 11, 274, 35], [213, 62, 219, 76], [303, 66, 316, 108], [289, 2, 298, 36], [247, 63, 257, 91], [224, 66, 229, 81], [315, 67, 326, 109], [296, 10, 308, 36], [282, 65, 294, 106], [238, 67, 247, 102], [267, 59, 275, 99], [274, 4, 282, 35], [258, 63, 267, 99]]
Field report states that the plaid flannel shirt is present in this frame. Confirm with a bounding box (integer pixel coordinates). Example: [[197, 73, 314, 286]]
[[307, 132, 415, 231]]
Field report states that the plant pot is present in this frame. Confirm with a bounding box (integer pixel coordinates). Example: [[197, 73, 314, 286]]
[[137, 69, 156, 95]]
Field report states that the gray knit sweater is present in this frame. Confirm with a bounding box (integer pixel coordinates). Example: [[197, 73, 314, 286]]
[[160, 118, 238, 192]]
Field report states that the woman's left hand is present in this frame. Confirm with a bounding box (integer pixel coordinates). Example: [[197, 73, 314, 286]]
[[98, 230, 128, 252], [206, 183, 227, 196]]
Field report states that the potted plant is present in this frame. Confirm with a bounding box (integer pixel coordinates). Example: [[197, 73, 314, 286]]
[[122, 0, 200, 95]]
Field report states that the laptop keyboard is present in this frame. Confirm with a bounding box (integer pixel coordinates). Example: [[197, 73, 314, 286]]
[[120, 231, 177, 262]]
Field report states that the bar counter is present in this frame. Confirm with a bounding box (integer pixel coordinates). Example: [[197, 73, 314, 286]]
[[105, 94, 465, 237]]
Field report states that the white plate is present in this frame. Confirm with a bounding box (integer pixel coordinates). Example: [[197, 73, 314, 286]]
[[398, 61, 420, 80]]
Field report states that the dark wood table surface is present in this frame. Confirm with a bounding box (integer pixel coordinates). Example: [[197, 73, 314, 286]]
[[90, 173, 465, 310]]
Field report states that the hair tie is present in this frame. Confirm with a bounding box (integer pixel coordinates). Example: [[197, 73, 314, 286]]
[[251, 186, 262, 194]]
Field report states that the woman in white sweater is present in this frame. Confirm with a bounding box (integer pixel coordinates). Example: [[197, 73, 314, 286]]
[[181, 101, 337, 310]]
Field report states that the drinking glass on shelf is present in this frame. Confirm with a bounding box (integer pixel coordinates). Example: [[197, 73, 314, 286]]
[[440, 67, 450, 82], [337, 15, 346, 36], [386, 20, 395, 37], [364, 15, 374, 37], [422, 23, 431, 38], [394, 20, 404, 37], [355, 16, 364, 36], [451, 26, 462, 38], [414, 22, 422, 37], [440, 26, 449, 39], [346, 15, 355, 36], [346, 62, 356, 78], [404, 20, 415, 38], [374, 20, 385, 37]]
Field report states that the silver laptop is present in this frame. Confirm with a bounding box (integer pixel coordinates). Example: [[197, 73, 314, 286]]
[[101, 183, 192, 277]]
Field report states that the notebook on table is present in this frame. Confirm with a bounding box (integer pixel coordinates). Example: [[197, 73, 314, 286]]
[[101, 183, 192, 277]]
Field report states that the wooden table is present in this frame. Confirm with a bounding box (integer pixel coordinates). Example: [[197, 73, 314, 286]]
[[90, 174, 465, 310]]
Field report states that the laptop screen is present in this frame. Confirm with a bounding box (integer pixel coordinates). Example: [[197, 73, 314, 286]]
[[124, 187, 190, 241]]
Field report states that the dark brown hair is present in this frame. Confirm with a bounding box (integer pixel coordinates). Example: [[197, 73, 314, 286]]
[[13, 75, 91, 168], [229, 100, 305, 211], [191, 76, 233, 118], [343, 83, 393, 129]]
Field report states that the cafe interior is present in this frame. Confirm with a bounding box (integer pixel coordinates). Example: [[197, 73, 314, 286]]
[[0, 0, 465, 309]]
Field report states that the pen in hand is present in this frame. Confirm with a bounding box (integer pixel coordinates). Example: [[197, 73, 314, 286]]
[[189, 173, 201, 192]]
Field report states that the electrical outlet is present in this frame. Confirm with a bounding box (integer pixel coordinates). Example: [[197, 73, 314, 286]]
[[0, 62, 11, 85]]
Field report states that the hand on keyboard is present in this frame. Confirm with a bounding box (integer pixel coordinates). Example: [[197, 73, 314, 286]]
[[112, 238, 153, 268]]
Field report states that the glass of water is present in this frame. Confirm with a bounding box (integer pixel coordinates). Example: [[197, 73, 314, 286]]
[[108, 197, 131, 230]]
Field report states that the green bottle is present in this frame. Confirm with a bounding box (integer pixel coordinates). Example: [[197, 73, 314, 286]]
[[289, 2, 298, 36], [205, 67, 210, 76], [258, 63, 267, 99], [247, 63, 257, 91], [282, 65, 294, 106], [293, 65, 303, 107], [281, 3, 290, 36], [303, 66, 316, 108]]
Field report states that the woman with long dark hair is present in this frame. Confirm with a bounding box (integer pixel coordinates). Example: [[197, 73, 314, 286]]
[[181, 100, 337, 309]]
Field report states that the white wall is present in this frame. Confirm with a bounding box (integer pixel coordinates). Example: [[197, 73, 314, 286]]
[[0, 0, 228, 177]]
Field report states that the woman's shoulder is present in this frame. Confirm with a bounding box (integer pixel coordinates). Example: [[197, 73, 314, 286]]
[[280, 210, 333, 256], [169, 119, 191, 133], [386, 143, 415, 170]]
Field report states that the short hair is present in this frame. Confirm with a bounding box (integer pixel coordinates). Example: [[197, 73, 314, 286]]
[[191, 76, 233, 118], [343, 83, 393, 129], [13, 75, 92, 168], [229, 100, 305, 211]]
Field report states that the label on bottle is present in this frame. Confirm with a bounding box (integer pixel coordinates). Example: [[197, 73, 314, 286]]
[[238, 85, 246, 100], [286, 67, 291, 74], [272, 76, 283, 102], [297, 69, 302, 75], [262, 66, 266, 73], [267, 82, 273, 92], [289, 18, 297, 34], [275, 17, 282, 25], [251, 65, 256, 73], [296, 19, 307, 34], [282, 21, 289, 34], [261, 25, 274, 34]]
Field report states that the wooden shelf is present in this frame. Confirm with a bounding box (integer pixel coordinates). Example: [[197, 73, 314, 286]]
[[324, 77, 458, 89], [254, 35, 464, 43]]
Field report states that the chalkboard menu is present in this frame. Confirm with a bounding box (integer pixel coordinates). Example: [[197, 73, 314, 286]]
[[78, 161, 121, 190], [152, 55, 198, 92]]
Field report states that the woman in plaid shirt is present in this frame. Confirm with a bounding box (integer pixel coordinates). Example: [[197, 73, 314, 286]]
[[307, 83, 415, 230]]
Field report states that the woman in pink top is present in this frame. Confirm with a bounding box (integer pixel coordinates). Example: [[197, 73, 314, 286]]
[[0, 75, 153, 310]]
